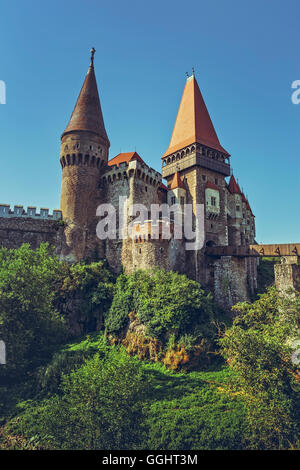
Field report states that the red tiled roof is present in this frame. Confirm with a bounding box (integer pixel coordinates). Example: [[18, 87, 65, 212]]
[[108, 152, 145, 167], [62, 60, 109, 145], [159, 182, 169, 191], [246, 199, 254, 216], [205, 181, 219, 191], [168, 172, 185, 190], [162, 75, 229, 158], [241, 191, 254, 216], [228, 175, 242, 195]]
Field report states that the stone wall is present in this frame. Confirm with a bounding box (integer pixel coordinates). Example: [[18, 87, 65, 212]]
[[274, 256, 300, 294], [212, 256, 250, 311], [0, 216, 65, 253], [101, 159, 167, 274]]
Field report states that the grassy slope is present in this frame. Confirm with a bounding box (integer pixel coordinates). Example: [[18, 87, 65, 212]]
[[1, 333, 246, 450]]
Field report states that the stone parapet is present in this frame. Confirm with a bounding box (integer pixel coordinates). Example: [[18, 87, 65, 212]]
[[0, 204, 62, 220]]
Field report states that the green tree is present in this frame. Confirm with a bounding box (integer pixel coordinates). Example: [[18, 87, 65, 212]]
[[219, 287, 300, 449], [14, 349, 147, 449], [57, 260, 115, 333], [0, 243, 67, 378], [105, 269, 217, 342]]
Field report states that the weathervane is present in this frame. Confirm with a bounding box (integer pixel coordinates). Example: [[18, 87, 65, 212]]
[[90, 47, 96, 66]]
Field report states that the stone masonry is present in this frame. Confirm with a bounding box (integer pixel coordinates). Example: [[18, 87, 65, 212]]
[[0, 50, 261, 310]]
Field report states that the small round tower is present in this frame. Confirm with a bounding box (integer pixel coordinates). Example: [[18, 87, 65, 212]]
[[60, 48, 110, 260]]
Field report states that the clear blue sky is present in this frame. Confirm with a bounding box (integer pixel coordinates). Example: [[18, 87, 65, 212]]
[[0, 0, 299, 244]]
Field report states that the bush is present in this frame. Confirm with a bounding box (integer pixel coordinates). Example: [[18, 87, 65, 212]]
[[0, 243, 67, 379], [106, 269, 220, 340], [219, 287, 300, 449], [105, 269, 227, 368], [6, 349, 147, 450], [104, 273, 135, 334], [36, 332, 110, 395], [56, 260, 115, 334]]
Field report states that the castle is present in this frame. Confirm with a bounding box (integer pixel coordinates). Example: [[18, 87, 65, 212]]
[[0, 49, 260, 309]]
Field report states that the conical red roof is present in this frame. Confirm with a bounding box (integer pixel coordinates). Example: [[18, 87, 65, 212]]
[[62, 57, 109, 145], [241, 192, 247, 203], [244, 197, 254, 216], [228, 175, 242, 195], [162, 75, 229, 158]]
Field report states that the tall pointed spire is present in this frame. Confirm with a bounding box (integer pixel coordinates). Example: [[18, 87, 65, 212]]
[[228, 175, 242, 195], [62, 48, 109, 146], [162, 75, 228, 158]]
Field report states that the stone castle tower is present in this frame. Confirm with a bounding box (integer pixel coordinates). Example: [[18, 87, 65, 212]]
[[0, 49, 260, 310], [161, 73, 231, 285], [60, 48, 110, 261], [58, 51, 257, 308]]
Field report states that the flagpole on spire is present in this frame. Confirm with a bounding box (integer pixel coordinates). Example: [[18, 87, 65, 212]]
[[90, 47, 96, 67]]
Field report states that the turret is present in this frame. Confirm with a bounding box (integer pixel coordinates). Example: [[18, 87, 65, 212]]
[[60, 48, 110, 260]]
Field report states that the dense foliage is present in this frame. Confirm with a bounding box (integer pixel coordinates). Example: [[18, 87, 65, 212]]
[[0, 244, 299, 450], [219, 287, 300, 449], [1, 335, 245, 450], [105, 270, 226, 368], [0, 244, 67, 378], [4, 349, 147, 450], [56, 260, 115, 333]]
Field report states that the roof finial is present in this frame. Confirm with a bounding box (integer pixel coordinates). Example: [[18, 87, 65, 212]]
[[192, 67, 195, 76], [90, 47, 96, 67], [185, 72, 189, 78]]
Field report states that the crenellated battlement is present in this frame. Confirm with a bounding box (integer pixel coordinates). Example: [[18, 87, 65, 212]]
[[101, 159, 162, 187], [0, 204, 62, 220]]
